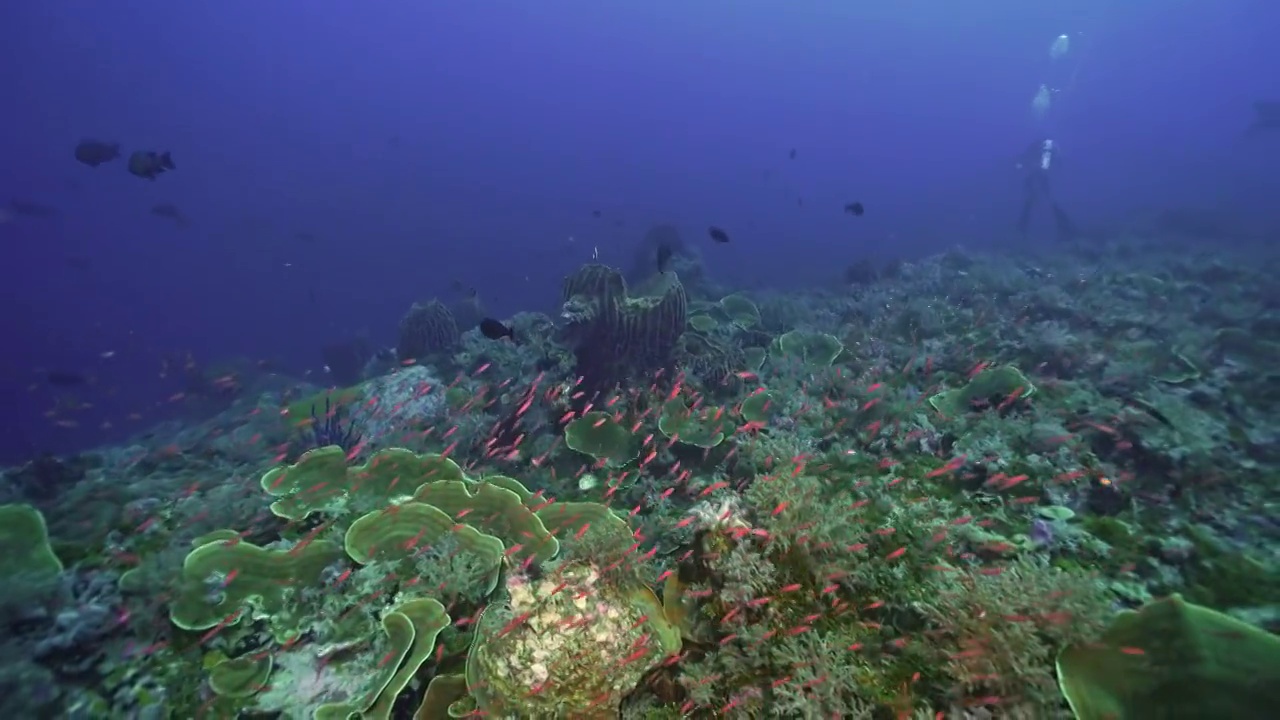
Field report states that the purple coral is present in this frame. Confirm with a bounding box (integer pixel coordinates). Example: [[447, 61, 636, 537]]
[[1029, 518, 1056, 547]]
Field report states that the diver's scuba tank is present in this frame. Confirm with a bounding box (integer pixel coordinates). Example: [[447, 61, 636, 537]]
[[1040, 139, 1055, 170], [1033, 32, 1084, 120], [1050, 34, 1070, 60], [1032, 84, 1053, 119]]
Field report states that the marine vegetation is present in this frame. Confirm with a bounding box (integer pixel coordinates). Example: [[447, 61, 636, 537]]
[[5, 248, 1280, 719]]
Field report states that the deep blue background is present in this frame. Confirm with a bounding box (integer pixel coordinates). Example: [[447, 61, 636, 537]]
[[1, 1, 1276, 462]]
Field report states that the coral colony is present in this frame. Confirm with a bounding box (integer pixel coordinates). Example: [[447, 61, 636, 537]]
[[4, 247, 1280, 718]]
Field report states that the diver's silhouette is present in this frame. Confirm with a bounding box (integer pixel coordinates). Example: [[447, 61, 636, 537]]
[[1016, 138, 1077, 242]]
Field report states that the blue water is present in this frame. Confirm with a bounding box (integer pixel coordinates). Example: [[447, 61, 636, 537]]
[[2, 0, 1276, 463]]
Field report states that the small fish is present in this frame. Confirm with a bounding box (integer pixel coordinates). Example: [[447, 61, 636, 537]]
[[591, 209, 602, 218], [657, 242, 673, 273], [844, 201, 864, 217], [8, 199, 59, 218], [46, 370, 88, 386], [74, 139, 121, 167], [789, 148, 797, 160], [479, 317, 516, 341], [150, 203, 189, 227], [708, 226, 731, 243], [127, 150, 175, 180]]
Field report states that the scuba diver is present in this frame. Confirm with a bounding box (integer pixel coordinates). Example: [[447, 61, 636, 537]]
[[1015, 138, 1077, 242]]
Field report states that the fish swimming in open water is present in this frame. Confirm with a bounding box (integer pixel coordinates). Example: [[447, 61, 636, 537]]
[[74, 139, 121, 167], [128, 150, 175, 180]]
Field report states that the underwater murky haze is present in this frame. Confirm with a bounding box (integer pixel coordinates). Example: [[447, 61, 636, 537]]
[[2, 1, 1274, 457], [0, 3, 1278, 717]]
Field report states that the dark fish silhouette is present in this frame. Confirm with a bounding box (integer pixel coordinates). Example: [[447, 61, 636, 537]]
[[479, 317, 515, 341], [74, 139, 121, 167], [591, 210, 602, 218], [657, 242, 673, 273], [844, 201, 865, 217], [128, 150, 175, 180], [708, 226, 731, 243], [1247, 101, 1280, 133], [789, 148, 796, 160], [150, 203, 189, 227]]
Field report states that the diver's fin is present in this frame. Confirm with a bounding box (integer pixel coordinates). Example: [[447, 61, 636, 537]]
[[1051, 204, 1077, 241], [1017, 197, 1034, 235]]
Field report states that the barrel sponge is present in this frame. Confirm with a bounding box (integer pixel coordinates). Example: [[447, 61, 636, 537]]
[[560, 262, 687, 367], [396, 299, 460, 363], [618, 269, 688, 363]]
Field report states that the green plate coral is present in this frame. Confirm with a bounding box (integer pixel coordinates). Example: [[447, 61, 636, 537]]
[[928, 365, 1036, 416], [261, 446, 466, 521], [688, 314, 719, 332], [659, 397, 727, 448], [564, 411, 639, 467], [170, 537, 343, 642], [739, 389, 777, 425], [0, 503, 63, 580], [719, 292, 761, 328], [773, 329, 844, 366], [1056, 594, 1280, 719]]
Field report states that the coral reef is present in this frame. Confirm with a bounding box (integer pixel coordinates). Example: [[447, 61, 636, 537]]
[[397, 300, 460, 364], [9, 245, 1280, 718], [560, 263, 688, 398]]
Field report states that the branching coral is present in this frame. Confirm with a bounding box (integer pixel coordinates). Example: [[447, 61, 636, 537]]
[[667, 463, 1113, 716], [310, 396, 362, 452]]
